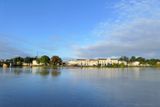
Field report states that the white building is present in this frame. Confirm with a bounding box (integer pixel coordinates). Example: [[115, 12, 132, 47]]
[[32, 60, 42, 66], [128, 61, 140, 66], [157, 62, 160, 65], [67, 58, 127, 66]]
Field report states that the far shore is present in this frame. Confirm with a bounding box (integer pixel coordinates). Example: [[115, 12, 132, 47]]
[[1, 65, 160, 69]]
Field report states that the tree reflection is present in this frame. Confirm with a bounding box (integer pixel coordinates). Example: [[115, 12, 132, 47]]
[[51, 69, 61, 77], [14, 68, 22, 75], [39, 69, 49, 76], [9, 67, 61, 77]]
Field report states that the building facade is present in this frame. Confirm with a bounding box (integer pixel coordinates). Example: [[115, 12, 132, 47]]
[[128, 61, 140, 66], [32, 60, 42, 66], [67, 59, 127, 66]]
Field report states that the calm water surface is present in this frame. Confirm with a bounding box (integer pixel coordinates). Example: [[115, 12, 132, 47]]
[[0, 67, 160, 107]]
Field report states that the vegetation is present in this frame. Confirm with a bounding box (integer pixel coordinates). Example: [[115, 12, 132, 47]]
[[51, 56, 62, 66], [119, 56, 130, 62], [0, 60, 2, 67], [0, 55, 63, 67], [24, 57, 36, 64], [1, 55, 160, 68], [119, 56, 160, 66], [38, 55, 50, 66], [6, 57, 23, 66]]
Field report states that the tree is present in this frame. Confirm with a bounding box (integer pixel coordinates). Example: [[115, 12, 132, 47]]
[[146, 59, 159, 66], [119, 56, 129, 62], [24, 57, 33, 64], [36, 58, 41, 64], [130, 56, 136, 62], [6, 59, 14, 63], [51, 56, 62, 66], [0, 60, 2, 67], [39, 55, 50, 65], [136, 57, 146, 64], [13, 57, 24, 65]]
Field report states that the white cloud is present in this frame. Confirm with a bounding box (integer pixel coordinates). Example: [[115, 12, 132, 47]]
[[76, 0, 160, 58], [114, 0, 160, 20]]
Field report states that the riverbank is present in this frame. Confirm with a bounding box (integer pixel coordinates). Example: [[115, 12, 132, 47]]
[[1, 65, 160, 69]]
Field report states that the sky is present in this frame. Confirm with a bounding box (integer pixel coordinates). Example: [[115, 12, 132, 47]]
[[0, 0, 160, 59]]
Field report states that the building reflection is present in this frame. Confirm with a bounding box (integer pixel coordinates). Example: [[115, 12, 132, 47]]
[[68, 67, 141, 80], [1, 67, 142, 79]]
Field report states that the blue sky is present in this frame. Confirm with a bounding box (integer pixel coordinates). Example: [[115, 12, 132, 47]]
[[0, 0, 160, 59]]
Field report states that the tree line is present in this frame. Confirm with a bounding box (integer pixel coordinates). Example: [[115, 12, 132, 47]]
[[119, 56, 160, 66], [0, 55, 63, 67]]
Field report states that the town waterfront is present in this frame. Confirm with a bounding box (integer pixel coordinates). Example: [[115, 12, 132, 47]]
[[0, 67, 160, 107]]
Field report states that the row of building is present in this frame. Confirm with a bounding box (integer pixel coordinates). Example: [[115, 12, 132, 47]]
[[23, 59, 160, 67], [66, 59, 140, 67], [22, 60, 42, 66], [1, 59, 141, 68]]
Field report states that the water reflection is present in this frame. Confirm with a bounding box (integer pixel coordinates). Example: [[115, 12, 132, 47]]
[[0, 67, 160, 107], [13, 68, 22, 75], [68, 67, 142, 80], [0, 67, 61, 77], [1, 67, 160, 80], [51, 69, 61, 77], [38, 69, 50, 76], [32, 67, 61, 77]]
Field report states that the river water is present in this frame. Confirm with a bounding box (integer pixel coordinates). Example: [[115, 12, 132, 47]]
[[0, 67, 160, 107]]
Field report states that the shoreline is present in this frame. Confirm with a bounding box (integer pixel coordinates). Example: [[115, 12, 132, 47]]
[[1, 65, 160, 69]]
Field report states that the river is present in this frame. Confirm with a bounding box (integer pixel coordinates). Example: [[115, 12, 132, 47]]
[[0, 67, 160, 107]]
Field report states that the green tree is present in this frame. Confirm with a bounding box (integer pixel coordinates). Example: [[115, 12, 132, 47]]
[[24, 57, 33, 64], [13, 57, 24, 66], [36, 58, 41, 64], [51, 56, 62, 66], [0, 62, 1, 67], [119, 56, 129, 62], [39, 55, 50, 65], [136, 57, 146, 64], [6, 59, 14, 64], [130, 56, 136, 62], [146, 59, 159, 66]]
